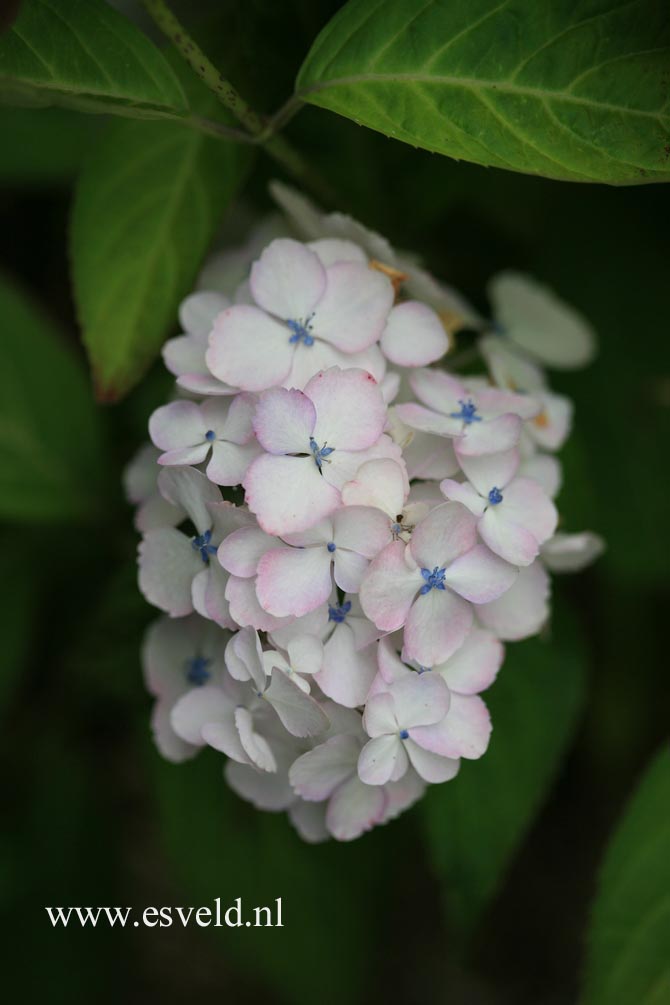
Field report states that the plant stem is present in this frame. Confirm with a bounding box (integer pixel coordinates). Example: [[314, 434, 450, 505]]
[[142, 0, 330, 200]]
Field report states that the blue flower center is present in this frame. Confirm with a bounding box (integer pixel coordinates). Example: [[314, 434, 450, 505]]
[[327, 541, 336, 553], [420, 566, 447, 594], [488, 486, 504, 505], [192, 528, 217, 564], [449, 398, 482, 424], [309, 436, 335, 470], [399, 729, 410, 740], [287, 315, 315, 346], [328, 601, 351, 623], [204, 429, 216, 442], [417, 665, 431, 674], [186, 656, 211, 686]]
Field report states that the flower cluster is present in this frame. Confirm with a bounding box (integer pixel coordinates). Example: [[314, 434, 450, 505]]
[[128, 184, 603, 842]]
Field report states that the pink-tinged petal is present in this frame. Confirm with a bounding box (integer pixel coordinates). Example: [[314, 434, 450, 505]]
[[477, 386, 542, 421], [478, 333, 545, 393], [314, 262, 393, 352], [200, 562, 236, 629], [380, 769, 426, 822], [205, 393, 254, 445], [170, 685, 232, 746], [435, 627, 503, 694], [225, 627, 266, 691], [286, 634, 323, 676], [268, 604, 330, 650], [377, 636, 410, 686], [282, 519, 333, 548], [308, 237, 367, 266], [250, 238, 326, 319], [394, 402, 461, 437], [256, 545, 332, 618], [477, 560, 549, 640], [157, 466, 221, 536], [288, 800, 329, 843], [341, 458, 407, 519], [411, 693, 491, 759], [265, 668, 329, 737], [498, 477, 558, 546], [333, 548, 369, 594], [363, 690, 398, 737], [218, 525, 281, 577], [206, 440, 261, 486], [358, 735, 406, 785], [527, 391, 573, 450], [179, 290, 229, 337], [253, 387, 316, 454], [227, 760, 296, 811], [243, 454, 340, 535], [135, 493, 184, 533], [318, 623, 377, 707], [162, 332, 206, 378], [138, 528, 202, 616], [333, 505, 391, 558], [283, 338, 387, 392], [519, 453, 562, 499], [157, 444, 210, 468], [439, 478, 486, 516], [403, 430, 460, 480], [443, 544, 518, 603], [380, 301, 448, 367], [289, 734, 359, 800], [541, 531, 605, 573], [359, 541, 423, 631], [233, 707, 276, 771], [403, 588, 473, 667], [225, 575, 291, 632], [306, 366, 386, 450], [410, 501, 478, 569], [208, 500, 255, 541], [150, 698, 198, 763], [326, 775, 387, 841], [409, 368, 466, 413], [457, 448, 520, 496], [149, 400, 205, 452], [403, 739, 460, 783], [456, 413, 523, 457], [207, 305, 293, 391], [479, 507, 541, 566], [391, 672, 451, 727]]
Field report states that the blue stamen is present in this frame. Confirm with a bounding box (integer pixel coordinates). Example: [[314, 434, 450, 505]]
[[488, 486, 504, 506], [420, 566, 447, 594], [449, 398, 482, 425], [204, 429, 216, 442], [309, 436, 335, 470], [328, 601, 352, 623], [327, 541, 336, 553], [417, 665, 431, 674], [287, 315, 315, 346], [399, 729, 409, 740], [185, 656, 211, 686], [192, 528, 217, 564]]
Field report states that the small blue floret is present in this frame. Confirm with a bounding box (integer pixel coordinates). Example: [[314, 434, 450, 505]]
[[488, 486, 504, 505], [449, 398, 482, 425], [205, 429, 216, 442], [186, 656, 211, 686], [192, 528, 217, 564], [287, 315, 315, 346], [420, 566, 447, 594], [327, 541, 337, 553], [399, 729, 409, 740], [328, 601, 352, 623], [417, 665, 431, 674], [309, 436, 335, 470]]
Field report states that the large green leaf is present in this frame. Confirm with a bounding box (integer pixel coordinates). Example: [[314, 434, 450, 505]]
[[0, 273, 105, 521], [582, 748, 670, 1005], [297, 0, 670, 185], [0, 0, 186, 117], [70, 67, 250, 400], [0, 535, 35, 716], [422, 600, 586, 941], [0, 106, 94, 184]]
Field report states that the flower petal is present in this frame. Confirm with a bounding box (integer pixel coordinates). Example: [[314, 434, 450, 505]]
[[380, 301, 448, 366], [138, 528, 202, 617], [326, 775, 387, 841], [476, 561, 549, 640], [359, 541, 422, 631], [314, 262, 393, 352], [256, 545, 333, 618], [435, 627, 503, 694], [411, 693, 491, 759], [243, 454, 340, 535], [403, 587, 473, 667], [250, 238, 326, 320], [264, 668, 330, 738], [306, 366, 386, 450], [253, 386, 316, 454], [403, 739, 460, 783], [410, 501, 478, 569], [207, 304, 293, 391], [443, 544, 518, 603], [341, 457, 407, 519], [358, 735, 407, 785], [289, 734, 360, 800]]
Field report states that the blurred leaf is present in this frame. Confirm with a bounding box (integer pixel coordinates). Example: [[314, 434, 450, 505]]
[[0, 106, 95, 184], [71, 61, 250, 401], [0, 0, 187, 117], [0, 534, 35, 715], [0, 272, 105, 521], [297, 0, 670, 184], [582, 747, 670, 1005], [422, 600, 586, 942]]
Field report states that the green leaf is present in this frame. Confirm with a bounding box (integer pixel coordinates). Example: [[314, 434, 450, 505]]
[[0, 106, 95, 185], [582, 748, 670, 1005], [70, 65, 250, 400], [422, 600, 586, 941], [0, 534, 36, 716], [0, 273, 105, 521], [0, 0, 187, 117], [296, 0, 670, 185]]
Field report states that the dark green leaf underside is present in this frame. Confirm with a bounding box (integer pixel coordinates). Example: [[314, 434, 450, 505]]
[[297, 0, 670, 184]]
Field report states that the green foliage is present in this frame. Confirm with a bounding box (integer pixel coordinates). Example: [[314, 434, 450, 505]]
[[0, 0, 186, 117], [422, 600, 586, 941], [0, 107, 95, 184], [583, 748, 670, 1005], [0, 273, 105, 521], [70, 63, 250, 401], [297, 0, 670, 184], [0, 534, 35, 715]]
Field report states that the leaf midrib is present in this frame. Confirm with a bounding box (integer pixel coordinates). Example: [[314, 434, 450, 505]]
[[298, 71, 670, 125]]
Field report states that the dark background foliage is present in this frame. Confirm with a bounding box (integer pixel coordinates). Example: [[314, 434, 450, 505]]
[[0, 1, 668, 1002]]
